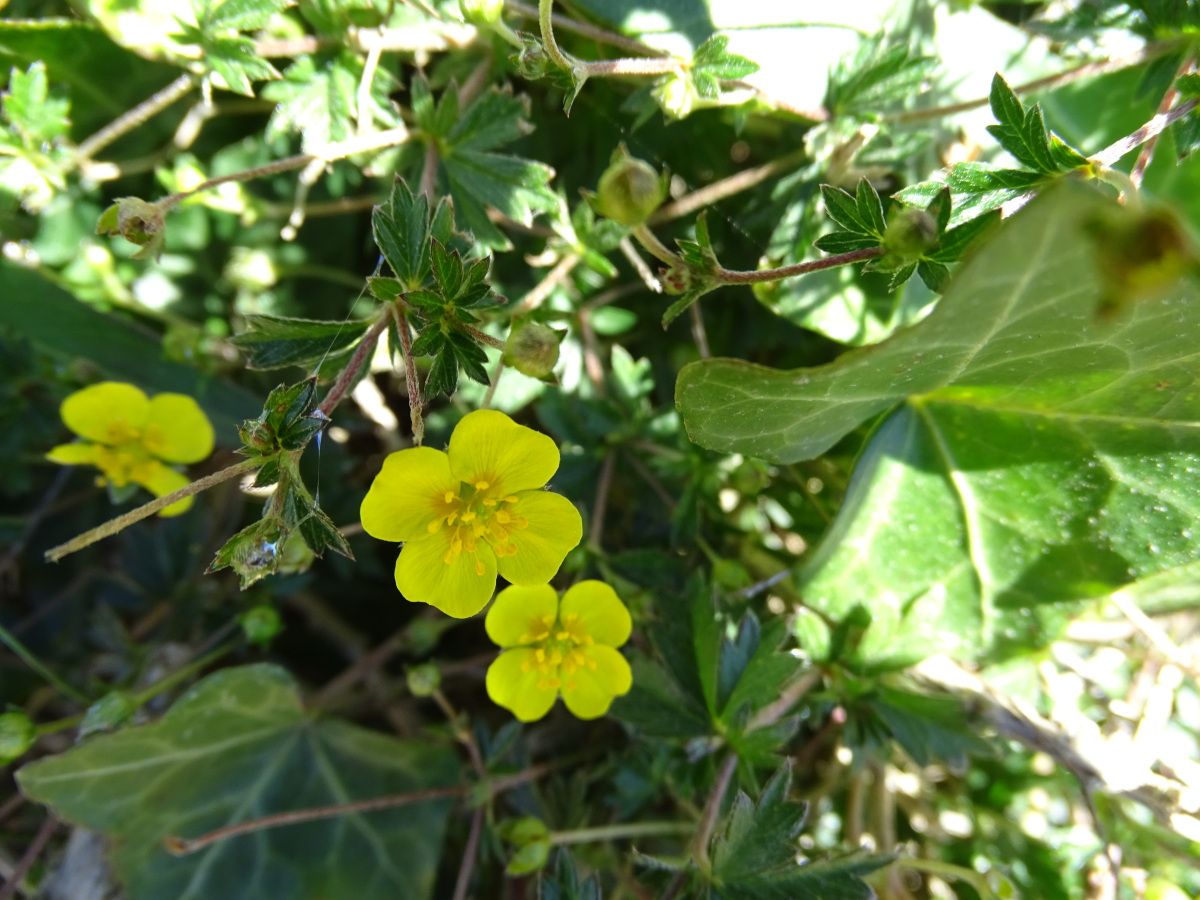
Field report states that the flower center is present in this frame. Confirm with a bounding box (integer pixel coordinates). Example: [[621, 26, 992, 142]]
[[427, 478, 529, 575], [93, 443, 156, 487], [518, 612, 597, 691]]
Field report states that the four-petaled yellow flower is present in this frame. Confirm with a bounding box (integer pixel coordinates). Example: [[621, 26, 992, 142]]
[[485, 581, 632, 721], [46, 382, 215, 517], [359, 410, 583, 618]]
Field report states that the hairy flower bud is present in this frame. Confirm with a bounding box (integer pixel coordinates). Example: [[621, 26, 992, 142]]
[[0, 711, 36, 764], [459, 0, 504, 26], [883, 206, 938, 260], [653, 73, 697, 120], [503, 320, 562, 379], [406, 663, 441, 697], [96, 196, 167, 260], [587, 145, 667, 226]]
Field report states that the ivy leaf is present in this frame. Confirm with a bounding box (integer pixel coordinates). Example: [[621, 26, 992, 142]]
[[690, 35, 759, 99], [16, 665, 455, 900], [710, 764, 893, 899], [231, 315, 371, 370], [413, 84, 557, 250], [677, 182, 1200, 666]]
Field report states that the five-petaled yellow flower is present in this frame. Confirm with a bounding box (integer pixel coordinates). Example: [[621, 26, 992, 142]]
[[485, 581, 632, 721], [359, 410, 583, 618], [46, 382, 215, 516]]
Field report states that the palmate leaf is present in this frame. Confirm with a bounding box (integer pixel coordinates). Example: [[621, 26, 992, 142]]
[[676, 182, 1200, 667], [711, 764, 892, 900], [690, 34, 759, 99], [414, 85, 557, 250], [17, 665, 455, 900]]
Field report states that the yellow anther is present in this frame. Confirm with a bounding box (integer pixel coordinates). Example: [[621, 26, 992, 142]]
[[495, 510, 511, 524], [461, 511, 476, 522], [444, 490, 457, 503], [475, 480, 490, 490], [482, 498, 498, 507], [427, 520, 441, 534]]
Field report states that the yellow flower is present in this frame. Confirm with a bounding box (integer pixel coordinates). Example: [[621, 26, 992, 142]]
[[46, 382, 214, 517], [359, 410, 583, 618], [485, 580, 632, 722]]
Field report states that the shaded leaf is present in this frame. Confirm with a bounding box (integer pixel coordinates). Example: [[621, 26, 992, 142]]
[[17, 665, 455, 900], [231, 315, 371, 370]]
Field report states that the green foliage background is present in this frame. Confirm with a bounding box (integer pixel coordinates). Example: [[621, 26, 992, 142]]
[[3, 1, 1200, 899]]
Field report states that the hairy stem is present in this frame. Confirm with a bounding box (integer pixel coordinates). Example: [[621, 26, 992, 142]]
[[1090, 98, 1199, 168], [168, 763, 556, 854], [538, 0, 575, 72], [651, 149, 808, 224], [506, 0, 671, 58], [1131, 54, 1196, 189], [317, 312, 392, 417], [551, 821, 694, 844], [693, 754, 738, 871], [76, 73, 197, 161], [716, 246, 884, 284], [631, 224, 681, 265], [44, 459, 261, 563]]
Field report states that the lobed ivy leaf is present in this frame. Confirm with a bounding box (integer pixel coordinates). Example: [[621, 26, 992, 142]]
[[231, 315, 371, 370], [677, 182, 1200, 666], [711, 764, 892, 899], [16, 665, 455, 900]]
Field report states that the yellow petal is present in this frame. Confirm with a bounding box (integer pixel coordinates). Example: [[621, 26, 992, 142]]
[[561, 646, 631, 719], [61, 382, 149, 444], [486, 649, 558, 722], [132, 460, 193, 517], [485, 584, 559, 648], [447, 409, 560, 494], [394, 533, 497, 618], [360, 447, 456, 542], [560, 581, 632, 647], [46, 443, 105, 466], [496, 490, 582, 586], [143, 393, 214, 463]]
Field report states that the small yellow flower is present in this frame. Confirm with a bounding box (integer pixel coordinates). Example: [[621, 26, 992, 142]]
[[46, 382, 214, 517], [485, 581, 632, 722], [359, 410, 583, 618]]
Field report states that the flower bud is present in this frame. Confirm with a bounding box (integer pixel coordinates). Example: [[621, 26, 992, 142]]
[[883, 206, 938, 260], [653, 72, 697, 120], [238, 604, 283, 645], [96, 196, 167, 260], [406, 663, 441, 697], [588, 145, 667, 226], [512, 35, 550, 80], [459, 0, 504, 26], [503, 320, 562, 379], [0, 711, 36, 764]]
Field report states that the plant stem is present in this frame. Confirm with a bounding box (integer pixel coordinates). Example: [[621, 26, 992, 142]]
[[43, 459, 260, 563], [1090, 98, 1199, 168], [452, 807, 485, 900], [395, 307, 426, 445], [885, 41, 1182, 125], [538, 0, 575, 72], [650, 149, 808, 224], [0, 814, 59, 900], [506, 1, 671, 58], [168, 763, 557, 854], [157, 126, 411, 213], [716, 246, 884, 285], [461, 324, 507, 350], [317, 312, 392, 417], [1131, 53, 1196, 189], [631, 224, 681, 265], [692, 753, 738, 871], [75, 73, 198, 161], [551, 821, 694, 844], [0, 622, 90, 703]]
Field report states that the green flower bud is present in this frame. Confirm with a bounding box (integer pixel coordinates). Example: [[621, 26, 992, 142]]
[[459, 0, 504, 26], [883, 206, 938, 261], [406, 663, 441, 697], [96, 196, 167, 260], [0, 711, 36, 764], [503, 320, 562, 379], [653, 72, 697, 120], [588, 145, 667, 226], [238, 604, 283, 645], [80, 691, 137, 738], [512, 35, 550, 80]]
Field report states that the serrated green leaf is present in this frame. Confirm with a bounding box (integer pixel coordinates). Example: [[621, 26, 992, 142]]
[[264, 50, 395, 151], [987, 74, 1061, 174], [826, 40, 937, 116], [201, 35, 279, 96], [371, 178, 430, 288], [679, 182, 1200, 666], [231, 315, 370, 370], [203, 0, 291, 30], [430, 239, 465, 298], [855, 178, 887, 236], [297, 504, 354, 559], [712, 764, 892, 899], [820, 184, 870, 235], [2, 61, 69, 144], [425, 348, 460, 398], [1177, 72, 1200, 99], [17, 665, 453, 900], [916, 259, 949, 292], [689, 34, 758, 100], [927, 210, 1000, 263], [812, 232, 881, 255]]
